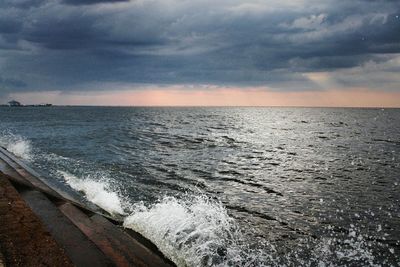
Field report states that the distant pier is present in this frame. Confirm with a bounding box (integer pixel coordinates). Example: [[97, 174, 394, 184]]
[[1, 100, 53, 107]]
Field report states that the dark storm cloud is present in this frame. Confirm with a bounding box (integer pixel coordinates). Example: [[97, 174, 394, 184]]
[[0, 0, 399, 93], [0, 0, 45, 9], [0, 76, 27, 88], [62, 0, 129, 5], [0, 18, 22, 34], [0, 75, 27, 97]]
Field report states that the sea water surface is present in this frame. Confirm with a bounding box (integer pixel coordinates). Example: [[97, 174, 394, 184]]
[[0, 107, 399, 266]]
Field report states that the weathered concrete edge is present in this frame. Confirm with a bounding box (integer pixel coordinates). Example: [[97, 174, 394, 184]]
[[0, 172, 74, 267], [0, 148, 176, 267]]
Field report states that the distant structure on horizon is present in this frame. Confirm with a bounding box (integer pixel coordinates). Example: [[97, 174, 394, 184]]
[[8, 100, 22, 107], [4, 100, 53, 107]]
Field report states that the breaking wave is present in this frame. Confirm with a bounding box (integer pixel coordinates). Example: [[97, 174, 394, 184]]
[[0, 132, 33, 161], [56, 166, 264, 266], [123, 195, 261, 267], [57, 170, 125, 216], [57, 172, 398, 267]]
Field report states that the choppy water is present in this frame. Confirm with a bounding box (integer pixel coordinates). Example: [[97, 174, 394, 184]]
[[0, 107, 399, 266]]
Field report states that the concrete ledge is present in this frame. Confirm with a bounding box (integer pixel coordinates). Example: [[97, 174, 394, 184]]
[[0, 147, 175, 267], [0, 248, 5, 267], [0, 173, 73, 267]]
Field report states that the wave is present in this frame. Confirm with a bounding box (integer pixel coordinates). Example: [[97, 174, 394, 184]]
[[56, 165, 263, 266], [1, 132, 397, 266], [57, 170, 125, 216], [54, 160, 263, 266], [123, 195, 260, 267], [0, 132, 33, 161]]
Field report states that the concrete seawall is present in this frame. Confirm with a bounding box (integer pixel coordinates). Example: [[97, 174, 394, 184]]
[[0, 147, 175, 267]]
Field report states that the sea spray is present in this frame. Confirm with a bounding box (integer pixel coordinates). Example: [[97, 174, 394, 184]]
[[0, 132, 33, 161], [56, 164, 262, 266], [54, 164, 269, 266], [57, 170, 125, 215], [123, 195, 256, 267]]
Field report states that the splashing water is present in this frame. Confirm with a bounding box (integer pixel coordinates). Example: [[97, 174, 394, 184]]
[[123, 195, 266, 267], [0, 132, 33, 161], [55, 160, 263, 266], [275, 222, 400, 267], [57, 170, 125, 216], [34, 154, 400, 267]]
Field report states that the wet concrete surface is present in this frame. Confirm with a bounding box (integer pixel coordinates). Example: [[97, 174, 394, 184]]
[[0, 173, 73, 267]]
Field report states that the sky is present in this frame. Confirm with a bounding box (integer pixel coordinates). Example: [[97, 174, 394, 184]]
[[0, 0, 399, 106]]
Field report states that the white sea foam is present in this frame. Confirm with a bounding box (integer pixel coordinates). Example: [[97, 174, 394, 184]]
[[57, 170, 125, 216], [0, 132, 33, 161], [123, 195, 257, 267]]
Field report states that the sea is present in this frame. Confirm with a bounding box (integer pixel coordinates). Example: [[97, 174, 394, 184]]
[[0, 106, 399, 266]]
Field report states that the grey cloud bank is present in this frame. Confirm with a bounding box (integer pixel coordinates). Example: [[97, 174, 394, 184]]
[[0, 0, 399, 95]]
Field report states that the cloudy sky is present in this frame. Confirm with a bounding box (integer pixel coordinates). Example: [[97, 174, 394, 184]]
[[1, 0, 399, 106]]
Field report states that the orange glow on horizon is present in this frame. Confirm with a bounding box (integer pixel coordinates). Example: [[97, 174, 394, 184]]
[[9, 88, 400, 107]]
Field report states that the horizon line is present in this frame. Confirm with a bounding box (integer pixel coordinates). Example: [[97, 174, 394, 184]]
[[2, 104, 399, 109]]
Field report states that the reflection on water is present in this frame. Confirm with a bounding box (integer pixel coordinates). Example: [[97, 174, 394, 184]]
[[1, 107, 399, 266]]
